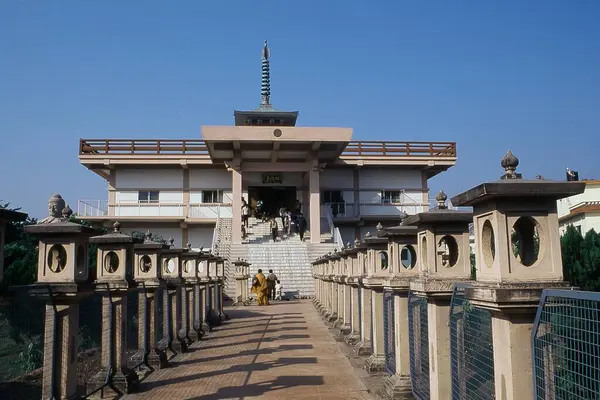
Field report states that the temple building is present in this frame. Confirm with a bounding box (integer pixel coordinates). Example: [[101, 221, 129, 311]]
[[77, 41, 457, 297]]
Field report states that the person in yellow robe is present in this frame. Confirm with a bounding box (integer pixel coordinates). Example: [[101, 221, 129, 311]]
[[251, 269, 270, 306]]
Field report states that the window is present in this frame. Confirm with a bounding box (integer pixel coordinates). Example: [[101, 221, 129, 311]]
[[576, 225, 582, 234], [138, 191, 159, 203], [381, 190, 401, 204], [202, 190, 223, 203], [323, 190, 343, 203]]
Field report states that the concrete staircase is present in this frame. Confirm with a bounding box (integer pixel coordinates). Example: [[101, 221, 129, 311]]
[[211, 218, 234, 299], [219, 217, 339, 299]]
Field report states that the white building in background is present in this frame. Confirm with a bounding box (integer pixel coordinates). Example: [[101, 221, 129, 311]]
[[557, 180, 600, 236]]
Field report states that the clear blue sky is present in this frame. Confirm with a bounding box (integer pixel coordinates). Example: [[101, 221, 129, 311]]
[[1, 1, 599, 218]]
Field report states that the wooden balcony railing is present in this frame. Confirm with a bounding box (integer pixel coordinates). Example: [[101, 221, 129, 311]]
[[79, 139, 210, 155], [79, 139, 456, 158], [342, 141, 456, 157]]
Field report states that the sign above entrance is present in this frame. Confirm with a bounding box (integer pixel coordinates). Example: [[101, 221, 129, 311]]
[[262, 173, 282, 184]]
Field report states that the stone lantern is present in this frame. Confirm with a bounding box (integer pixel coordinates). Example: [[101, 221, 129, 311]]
[[180, 243, 201, 344], [196, 249, 212, 332], [361, 228, 393, 375], [450, 151, 585, 399], [232, 258, 251, 305], [24, 194, 98, 399], [326, 251, 342, 324], [89, 221, 142, 395], [159, 237, 188, 355], [402, 190, 473, 398], [343, 239, 364, 347], [131, 231, 169, 370], [378, 218, 419, 399]]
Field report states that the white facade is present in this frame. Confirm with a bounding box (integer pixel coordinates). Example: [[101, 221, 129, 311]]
[[557, 181, 600, 235]]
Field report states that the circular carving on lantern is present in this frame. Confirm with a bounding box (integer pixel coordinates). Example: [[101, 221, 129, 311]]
[[421, 236, 428, 269], [76, 245, 86, 275], [163, 258, 175, 274], [140, 255, 152, 273], [511, 216, 541, 267], [401, 245, 417, 270], [482, 220, 496, 268], [197, 261, 206, 274], [184, 260, 194, 274], [273, 128, 283, 137], [380, 251, 389, 270], [47, 244, 67, 273], [104, 251, 120, 273], [438, 235, 459, 268]]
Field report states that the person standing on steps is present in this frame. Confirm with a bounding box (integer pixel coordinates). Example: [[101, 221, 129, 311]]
[[267, 269, 278, 300], [270, 216, 278, 242], [297, 213, 307, 242], [241, 198, 250, 228]]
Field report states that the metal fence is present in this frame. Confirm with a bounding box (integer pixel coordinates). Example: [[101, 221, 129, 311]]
[[450, 283, 495, 399], [384, 290, 396, 375], [0, 285, 48, 400], [408, 291, 429, 400], [532, 289, 600, 399]]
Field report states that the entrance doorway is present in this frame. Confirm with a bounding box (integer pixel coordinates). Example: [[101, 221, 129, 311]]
[[248, 186, 297, 217]]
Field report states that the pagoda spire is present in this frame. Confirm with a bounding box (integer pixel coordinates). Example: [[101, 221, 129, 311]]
[[261, 40, 271, 106]]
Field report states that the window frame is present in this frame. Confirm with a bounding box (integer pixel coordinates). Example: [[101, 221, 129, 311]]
[[138, 190, 159, 204]]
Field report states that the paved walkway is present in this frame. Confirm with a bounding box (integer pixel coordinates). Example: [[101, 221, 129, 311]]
[[124, 300, 372, 400]]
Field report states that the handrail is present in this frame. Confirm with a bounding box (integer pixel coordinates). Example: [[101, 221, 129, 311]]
[[333, 227, 344, 249], [211, 205, 221, 253], [79, 138, 456, 158]]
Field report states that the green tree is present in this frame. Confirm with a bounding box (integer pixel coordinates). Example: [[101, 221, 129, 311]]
[[0, 201, 39, 292], [561, 225, 600, 292]]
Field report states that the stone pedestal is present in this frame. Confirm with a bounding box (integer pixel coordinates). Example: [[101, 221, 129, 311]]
[[90, 290, 139, 396], [169, 286, 188, 354], [130, 287, 167, 370], [354, 286, 372, 356], [344, 284, 361, 345], [200, 284, 211, 332], [382, 291, 413, 399], [41, 296, 81, 399], [364, 288, 386, 375], [189, 284, 203, 341]]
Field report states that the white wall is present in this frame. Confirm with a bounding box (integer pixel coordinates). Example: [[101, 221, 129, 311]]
[[190, 169, 231, 189], [557, 183, 600, 218], [116, 169, 183, 189], [320, 169, 353, 188], [189, 227, 215, 249], [358, 168, 422, 189]]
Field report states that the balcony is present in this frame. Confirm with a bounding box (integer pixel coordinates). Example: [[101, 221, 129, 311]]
[[77, 200, 232, 221]]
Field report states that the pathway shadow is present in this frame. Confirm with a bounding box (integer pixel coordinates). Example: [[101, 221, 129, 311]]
[[187, 375, 325, 399], [202, 326, 309, 340], [199, 334, 312, 351], [173, 344, 315, 366], [140, 357, 319, 391]]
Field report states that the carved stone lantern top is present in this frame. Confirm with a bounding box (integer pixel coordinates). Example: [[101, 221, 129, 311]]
[[134, 230, 170, 251], [89, 222, 143, 245], [451, 151, 586, 208], [403, 188, 473, 228]]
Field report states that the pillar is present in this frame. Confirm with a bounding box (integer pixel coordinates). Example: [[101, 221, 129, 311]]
[[42, 302, 80, 399], [171, 287, 187, 353], [232, 168, 242, 244], [355, 287, 372, 356], [340, 284, 351, 334], [365, 288, 386, 375], [491, 311, 537, 400], [92, 292, 139, 395], [383, 292, 412, 398], [345, 285, 361, 345], [309, 168, 321, 244], [428, 297, 452, 400], [200, 284, 211, 332]]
